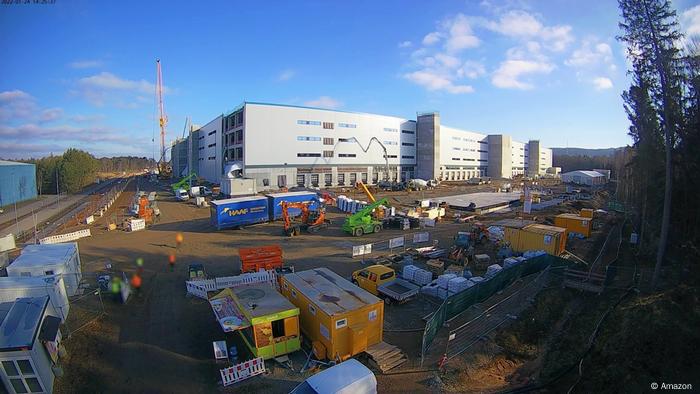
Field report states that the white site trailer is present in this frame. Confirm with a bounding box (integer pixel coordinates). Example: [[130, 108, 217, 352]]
[[7, 243, 82, 296], [0, 276, 70, 322]]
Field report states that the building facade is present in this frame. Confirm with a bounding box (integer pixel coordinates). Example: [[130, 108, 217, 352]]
[[173, 102, 552, 188]]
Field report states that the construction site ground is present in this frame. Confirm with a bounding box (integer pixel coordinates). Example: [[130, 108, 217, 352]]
[[52, 177, 614, 393]]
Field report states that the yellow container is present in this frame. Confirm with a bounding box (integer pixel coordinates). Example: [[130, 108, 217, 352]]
[[280, 268, 384, 361], [580, 208, 594, 218], [504, 224, 567, 255], [555, 213, 592, 237]]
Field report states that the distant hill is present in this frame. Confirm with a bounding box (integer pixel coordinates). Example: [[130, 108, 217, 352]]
[[551, 147, 624, 157]]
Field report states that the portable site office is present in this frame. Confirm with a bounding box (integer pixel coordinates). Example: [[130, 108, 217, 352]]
[[7, 243, 82, 297], [0, 276, 70, 322], [209, 283, 300, 360], [554, 213, 592, 238], [504, 224, 567, 255], [279, 268, 384, 361]]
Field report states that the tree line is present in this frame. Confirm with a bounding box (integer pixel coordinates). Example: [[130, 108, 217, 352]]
[[617, 0, 699, 287], [21, 150, 155, 194]]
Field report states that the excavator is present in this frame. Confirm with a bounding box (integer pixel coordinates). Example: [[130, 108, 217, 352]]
[[137, 196, 154, 224], [281, 201, 328, 237]]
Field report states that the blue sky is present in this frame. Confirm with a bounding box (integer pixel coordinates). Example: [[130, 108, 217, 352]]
[[1, 0, 699, 159]]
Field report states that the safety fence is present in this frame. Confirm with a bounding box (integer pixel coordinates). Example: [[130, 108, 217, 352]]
[[186, 270, 278, 299], [350, 231, 433, 258], [444, 266, 559, 360], [420, 254, 571, 365], [39, 228, 92, 245], [220, 357, 266, 386]]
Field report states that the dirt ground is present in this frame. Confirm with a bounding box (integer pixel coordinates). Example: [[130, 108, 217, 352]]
[[53, 177, 598, 393]]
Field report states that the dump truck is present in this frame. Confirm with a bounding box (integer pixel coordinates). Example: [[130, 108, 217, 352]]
[[352, 265, 420, 304]]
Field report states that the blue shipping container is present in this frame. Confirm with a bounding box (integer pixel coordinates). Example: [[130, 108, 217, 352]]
[[210, 196, 269, 230], [266, 192, 318, 220]]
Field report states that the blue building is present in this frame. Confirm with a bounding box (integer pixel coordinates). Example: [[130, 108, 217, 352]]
[[0, 160, 37, 207]]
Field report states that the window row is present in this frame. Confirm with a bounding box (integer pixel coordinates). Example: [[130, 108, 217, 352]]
[[401, 130, 415, 134], [297, 136, 321, 141]]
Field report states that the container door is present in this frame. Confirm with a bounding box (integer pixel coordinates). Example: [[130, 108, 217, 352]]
[[350, 324, 368, 355]]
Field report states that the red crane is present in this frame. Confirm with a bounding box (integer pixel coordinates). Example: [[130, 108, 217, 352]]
[[156, 59, 172, 178]]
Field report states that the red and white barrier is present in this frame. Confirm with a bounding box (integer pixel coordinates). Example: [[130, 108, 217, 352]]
[[220, 357, 265, 386]]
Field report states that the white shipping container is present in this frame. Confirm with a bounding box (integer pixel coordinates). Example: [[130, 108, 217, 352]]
[[7, 242, 82, 297], [0, 276, 70, 322]]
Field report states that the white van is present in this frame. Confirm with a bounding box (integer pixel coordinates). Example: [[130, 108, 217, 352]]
[[290, 359, 376, 394], [175, 189, 190, 201], [189, 186, 212, 198]]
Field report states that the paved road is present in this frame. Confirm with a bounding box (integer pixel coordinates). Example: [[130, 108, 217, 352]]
[[0, 179, 120, 240], [0, 195, 57, 227]]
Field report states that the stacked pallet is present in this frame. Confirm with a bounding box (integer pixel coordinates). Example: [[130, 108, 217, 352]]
[[365, 341, 407, 373]]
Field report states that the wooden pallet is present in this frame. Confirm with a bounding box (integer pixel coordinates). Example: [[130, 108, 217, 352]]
[[365, 342, 408, 373]]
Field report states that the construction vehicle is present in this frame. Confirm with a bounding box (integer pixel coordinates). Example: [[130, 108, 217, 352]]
[[137, 196, 154, 224], [281, 201, 328, 236], [342, 198, 389, 236], [171, 172, 197, 192], [352, 265, 420, 305], [356, 181, 384, 219], [155, 59, 172, 179], [448, 223, 490, 265]]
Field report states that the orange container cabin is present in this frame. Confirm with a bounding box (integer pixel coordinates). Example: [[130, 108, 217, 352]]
[[580, 208, 594, 218], [279, 268, 384, 362], [554, 213, 592, 238]]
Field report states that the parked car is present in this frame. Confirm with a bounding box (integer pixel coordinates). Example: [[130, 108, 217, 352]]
[[352, 265, 420, 304]]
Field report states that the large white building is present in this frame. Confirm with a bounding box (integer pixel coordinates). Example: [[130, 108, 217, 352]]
[[172, 102, 552, 188]]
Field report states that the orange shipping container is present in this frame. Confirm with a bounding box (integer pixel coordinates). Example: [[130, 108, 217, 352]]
[[580, 208, 594, 218], [504, 224, 567, 255], [279, 268, 384, 361], [555, 213, 592, 237]]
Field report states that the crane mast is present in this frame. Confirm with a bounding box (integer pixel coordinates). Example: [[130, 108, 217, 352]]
[[156, 59, 172, 178]]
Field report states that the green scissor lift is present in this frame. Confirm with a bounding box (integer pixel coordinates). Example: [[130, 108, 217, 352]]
[[170, 172, 197, 193], [342, 198, 389, 236]]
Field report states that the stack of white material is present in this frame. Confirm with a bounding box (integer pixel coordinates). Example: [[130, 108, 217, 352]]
[[128, 219, 145, 232], [402, 265, 418, 281], [485, 264, 503, 278], [503, 257, 520, 268], [469, 276, 484, 285], [447, 277, 471, 293], [412, 268, 433, 286], [421, 281, 440, 297], [437, 286, 450, 299], [437, 274, 457, 289]]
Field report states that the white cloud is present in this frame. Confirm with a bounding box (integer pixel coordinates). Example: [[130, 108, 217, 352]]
[[277, 69, 296, 81], [398, 41, 413, 48], [39, 108, 63, 123], [423, 32, 442, 46], [304, 96, 343, 109], [482, 10, 573, 51], [457, 61, 486, 79], [492, 60, 555, 89], [74, 72, 168, 107], [443, 14, 480, 53], [68, 60, 102, 69], [592, 77, 613, 90], [403, 71, 474, 94], [565, 39, 613, 67], [434, 53, 461, 69], [0, 90, 36, 121], [681, 5, 700, 36]]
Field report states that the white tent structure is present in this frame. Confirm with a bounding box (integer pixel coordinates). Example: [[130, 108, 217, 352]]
[[561, 170, 607, 186], [7, 243, 82, 296]]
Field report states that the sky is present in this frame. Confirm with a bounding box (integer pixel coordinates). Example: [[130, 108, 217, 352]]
[[1, 0, 699, 159]]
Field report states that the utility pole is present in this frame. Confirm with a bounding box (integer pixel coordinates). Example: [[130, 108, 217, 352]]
[[56, 167, 60, 210]]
